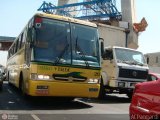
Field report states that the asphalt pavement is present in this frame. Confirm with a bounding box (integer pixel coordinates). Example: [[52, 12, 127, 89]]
[[0, 82, 131, 120]]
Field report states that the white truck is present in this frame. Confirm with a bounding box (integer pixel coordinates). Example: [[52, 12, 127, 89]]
[[99, 46, 149, 98]]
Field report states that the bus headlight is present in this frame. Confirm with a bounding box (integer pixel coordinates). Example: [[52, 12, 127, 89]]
[[38, 75, 50, 80], [88, 78, 99, 83], [30, 73, 52, 80]]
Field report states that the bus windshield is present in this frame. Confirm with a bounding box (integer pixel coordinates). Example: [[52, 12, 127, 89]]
[[115, 48, 147, 66], [33, 17, 100, 67]]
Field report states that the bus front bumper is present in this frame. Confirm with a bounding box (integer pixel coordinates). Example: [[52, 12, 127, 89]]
[[27, 80, 100, 98]]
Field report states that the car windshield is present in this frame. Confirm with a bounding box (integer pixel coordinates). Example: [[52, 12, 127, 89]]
[[115, 48, 147, 65], [32, 18, 100, 68], [154, 73, 160, 78]]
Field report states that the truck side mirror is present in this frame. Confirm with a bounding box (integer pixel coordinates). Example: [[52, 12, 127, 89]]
[[102, 52, 107, 59], [102, 52, 109, 60], [103, 50, 113, 60]]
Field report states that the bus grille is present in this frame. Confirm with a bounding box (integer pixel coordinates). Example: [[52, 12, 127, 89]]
[[52, 74, 87, 82], [119, 68, 148, 79]]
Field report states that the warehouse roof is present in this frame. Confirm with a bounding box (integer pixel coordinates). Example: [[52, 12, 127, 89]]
[[0, 36, 15, 42]]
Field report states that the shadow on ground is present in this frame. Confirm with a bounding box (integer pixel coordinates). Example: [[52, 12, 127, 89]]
[[0, 83, 131, 110], [79, 93, 131, 104], [0, 83, 92, 110]]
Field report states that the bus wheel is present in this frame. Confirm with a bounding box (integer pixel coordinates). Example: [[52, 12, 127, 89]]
[[19, 77, 30, 98], [0, 84, 2, 91], [19, 74, 25, 95], [7, 73, 12, 86], [7, 72, 10, 81], [20, 80, 25, 94], [98, 78, 106, 99]]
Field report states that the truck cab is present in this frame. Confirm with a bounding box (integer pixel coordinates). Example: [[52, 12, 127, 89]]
[[100, 46, 149, 98]]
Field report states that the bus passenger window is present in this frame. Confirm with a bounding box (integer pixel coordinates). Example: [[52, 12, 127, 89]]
[[19, 33, 23, 49]]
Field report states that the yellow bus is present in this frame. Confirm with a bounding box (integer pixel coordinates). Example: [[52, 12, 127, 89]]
[[6, 13, 101, 98]]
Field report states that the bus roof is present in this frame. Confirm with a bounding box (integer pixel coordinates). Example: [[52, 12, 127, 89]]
[[35, 13, 97, 28]]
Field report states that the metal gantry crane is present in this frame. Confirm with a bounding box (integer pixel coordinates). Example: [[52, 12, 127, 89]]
[[38, 0, 121, 21]]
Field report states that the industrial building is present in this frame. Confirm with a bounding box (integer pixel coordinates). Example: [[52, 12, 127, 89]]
[[145, 52, 160, 73], [145, 52, 160, 67], [0, 36, 15, 51]]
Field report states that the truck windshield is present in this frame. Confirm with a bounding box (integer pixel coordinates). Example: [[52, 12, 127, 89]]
[[32, 17, 100, 68], [115, 48, 147, 65]]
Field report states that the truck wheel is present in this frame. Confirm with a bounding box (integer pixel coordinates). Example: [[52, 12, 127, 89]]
[[98, 79, 106, 99], [127, 92, 133, 99]]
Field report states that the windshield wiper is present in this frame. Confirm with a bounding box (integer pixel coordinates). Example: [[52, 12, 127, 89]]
[[118, 60, 144, 66], [54, 44, 69, 64], [131, 60, 144, 66], [75, 37, 90, 68]]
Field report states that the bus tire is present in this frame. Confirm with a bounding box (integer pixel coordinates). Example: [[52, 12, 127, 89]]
[[7, 72, 12, 86], [0, 84, 2, 91], [19, 73, 30, 98], [98, 78, 106, 99], [7, 72, 10, 81], [19, 73, 25, 95]]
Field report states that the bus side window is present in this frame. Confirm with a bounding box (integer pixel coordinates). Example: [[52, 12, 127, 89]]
[[18, 33, 23, 49], [21, 29, 27, 47], [15, 39, 19, 53], [12, 43, 16, 55], [9, 48, 12, 57], [8, 49, 11, 59]]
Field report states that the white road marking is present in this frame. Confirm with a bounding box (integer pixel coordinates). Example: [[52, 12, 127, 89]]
[[31, 114, 41, 120]]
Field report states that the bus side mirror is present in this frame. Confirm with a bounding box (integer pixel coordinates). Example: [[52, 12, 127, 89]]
[[99, 38, 104, 57], [27, 27, 36, 43]]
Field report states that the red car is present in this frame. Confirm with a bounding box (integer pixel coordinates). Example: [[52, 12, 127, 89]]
[[129, 78, 160, 120]]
